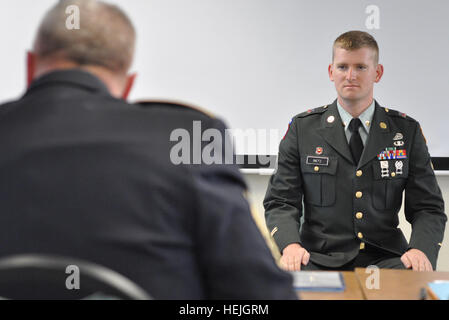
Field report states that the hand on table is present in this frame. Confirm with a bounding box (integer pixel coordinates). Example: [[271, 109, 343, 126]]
[[280, 243, 310, 271], [401, 249, 433, 271]]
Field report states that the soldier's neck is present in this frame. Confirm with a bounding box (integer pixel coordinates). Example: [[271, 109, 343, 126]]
[[338, 96, 374, 119]]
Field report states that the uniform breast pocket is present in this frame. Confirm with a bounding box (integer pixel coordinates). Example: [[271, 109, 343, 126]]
[[301, 157, 338, 207], [372, 159, 409, 210]]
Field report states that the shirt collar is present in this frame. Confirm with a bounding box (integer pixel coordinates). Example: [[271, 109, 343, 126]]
[[337, 100, 376, 133]]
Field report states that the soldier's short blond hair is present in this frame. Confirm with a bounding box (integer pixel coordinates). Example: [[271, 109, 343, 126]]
[[332, 30, 379, 64]]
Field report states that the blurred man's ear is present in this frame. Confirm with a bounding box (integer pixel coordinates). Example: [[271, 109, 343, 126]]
[[27, 51, 37, 88], [122, 73, 137, 100]]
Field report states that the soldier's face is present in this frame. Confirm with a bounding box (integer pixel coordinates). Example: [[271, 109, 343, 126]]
[[328, 47, 383, 103]]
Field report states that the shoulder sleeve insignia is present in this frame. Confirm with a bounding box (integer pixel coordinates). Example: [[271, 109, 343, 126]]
[[282, 119, 293, 140]]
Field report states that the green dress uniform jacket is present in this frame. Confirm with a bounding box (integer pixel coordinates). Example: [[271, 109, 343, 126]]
[[264, 100, 446, 269]]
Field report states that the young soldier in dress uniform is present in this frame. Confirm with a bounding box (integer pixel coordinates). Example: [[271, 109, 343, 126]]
[[264, 31, 446, 271]]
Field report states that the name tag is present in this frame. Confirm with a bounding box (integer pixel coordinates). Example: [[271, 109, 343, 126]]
[[306, 156, 329, 166]]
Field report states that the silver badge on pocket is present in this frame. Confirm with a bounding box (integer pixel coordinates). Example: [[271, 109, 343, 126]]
[[381, 161, 389, 178], [393, 133, 403, 141], [395, 161, 403, 175], [394, 140, 404, 147]]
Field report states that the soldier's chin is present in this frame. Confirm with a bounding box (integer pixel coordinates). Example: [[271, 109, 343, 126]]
[[340, 92, 360, 101]]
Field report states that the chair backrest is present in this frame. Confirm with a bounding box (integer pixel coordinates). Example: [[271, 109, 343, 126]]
[[0, 254, 152, 300]]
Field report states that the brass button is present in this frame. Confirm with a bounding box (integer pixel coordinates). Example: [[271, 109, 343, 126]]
[[380, 122, 387, 129], [355, 191, 363, 199], [360, 242, 365, 250], [356, 212, 363, 220], [391, 172, 396, 177], [356, 170, 363, 177], [314, 166, 320, 172], [358, 232, 363, 239]]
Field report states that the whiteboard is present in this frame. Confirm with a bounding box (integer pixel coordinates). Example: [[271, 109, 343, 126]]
[[1, 0, 448, 156]]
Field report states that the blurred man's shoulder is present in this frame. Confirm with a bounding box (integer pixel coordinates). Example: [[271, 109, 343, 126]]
[[0, 99, 21, 117], [135, 99, 216, 120]]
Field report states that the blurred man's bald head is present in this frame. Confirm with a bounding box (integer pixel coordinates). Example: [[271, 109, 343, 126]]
[[34, 0, 135, 74], [30, 0, 137, 98]]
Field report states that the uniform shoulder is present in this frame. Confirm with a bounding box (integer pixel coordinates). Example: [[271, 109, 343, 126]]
[[135, 99, 216, 119], [0, 100, 21, 117], [382, 106, 416, 122], [294, 104, 330, 119]]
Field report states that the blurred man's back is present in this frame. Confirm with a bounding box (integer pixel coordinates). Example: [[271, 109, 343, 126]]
[[0, 0, 295, 299]]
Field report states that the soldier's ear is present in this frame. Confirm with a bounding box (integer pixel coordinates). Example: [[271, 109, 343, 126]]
[[26, 51, 37, 88], [328, 64, 335, 82], [375, 64, 384, 83], [122, 73, 137, 100]]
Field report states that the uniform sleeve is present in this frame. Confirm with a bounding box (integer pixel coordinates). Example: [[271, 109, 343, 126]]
[[190, 119, 297, 299], [405, 122, 447, 269], [263, 119, 304, 253]]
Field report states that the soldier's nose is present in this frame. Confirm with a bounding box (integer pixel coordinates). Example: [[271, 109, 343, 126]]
[[346, 68, 356, 80]]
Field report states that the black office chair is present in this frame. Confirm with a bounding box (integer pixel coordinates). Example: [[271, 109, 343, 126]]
[[0, 254, 152, 300]]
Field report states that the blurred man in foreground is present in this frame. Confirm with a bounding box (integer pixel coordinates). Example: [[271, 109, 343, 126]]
[[0, 0, 296, 299]]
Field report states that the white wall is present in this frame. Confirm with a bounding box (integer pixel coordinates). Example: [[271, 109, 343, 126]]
[[244, 173, 449, 271], [1, 0, 449, 157]]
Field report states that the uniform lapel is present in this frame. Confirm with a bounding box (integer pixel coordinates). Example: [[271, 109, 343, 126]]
[[317, 100, 354, 165], [358, 102, 396, 169]]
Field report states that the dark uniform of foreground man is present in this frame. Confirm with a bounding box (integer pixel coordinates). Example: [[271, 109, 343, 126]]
[[264, 31, 446, 271], [0, 0, 296, 299]]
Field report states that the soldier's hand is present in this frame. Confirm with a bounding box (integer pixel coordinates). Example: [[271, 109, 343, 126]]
[[280, 243, 310, 271], [400, 249, 433, 271]]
